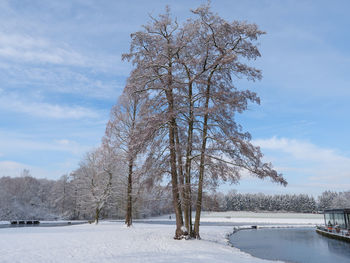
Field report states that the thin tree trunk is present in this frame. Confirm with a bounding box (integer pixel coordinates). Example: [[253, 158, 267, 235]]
[[174, 123, 187, 234], [174, 123, 185, 200], [62, 179, 66, 215], [95, 207, 100, 224], [73, 187, 78, 219], [125, 158, 133, 227], [193, 73, 213, 239], [125, 98, 137, 227], [163, 43, 184, 238], [166, 87, 184, 239], [184, 81, 194, 235]]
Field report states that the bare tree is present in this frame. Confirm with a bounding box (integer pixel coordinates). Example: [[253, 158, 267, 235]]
[[123, 3, 286, 239], [187, 4, 287, 238], [72, 147, 116, 224], [123, 8, 186, 238], [104, 87, 151, 227], [50, 174, 74, 217]]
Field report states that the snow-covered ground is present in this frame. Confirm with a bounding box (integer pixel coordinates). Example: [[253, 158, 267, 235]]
[[0, 221, 282, 263], [148, 211, 324, 225], [200, 211, 323, 225], [0, 212, 323, 263]]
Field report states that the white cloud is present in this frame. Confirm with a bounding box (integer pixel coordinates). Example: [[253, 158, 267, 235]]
[[0, 135, 91, 179], [0, 128, 98, 179], [253, 137, 350, 190], [53, 139, 90, 155], [0, 91, 100, 119], [0, 32, 87, 66], [0, 32, 130, 75], [254, 137, 349, 164], [0, 133, 90, 157], [0, 160, 66, 179], [0, 161, 27, 177], [0, 62, 124, 101]]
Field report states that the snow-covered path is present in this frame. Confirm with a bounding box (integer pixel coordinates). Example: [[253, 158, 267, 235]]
[[0, 222, 280, 263]]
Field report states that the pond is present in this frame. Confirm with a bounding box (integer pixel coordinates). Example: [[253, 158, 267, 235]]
[[229, 227, 350, 263], [0, 221, 87, 229]]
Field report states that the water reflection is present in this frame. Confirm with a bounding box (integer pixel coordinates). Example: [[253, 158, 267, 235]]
[[326, 235, 350, 255], [230, 228, 350, 263]]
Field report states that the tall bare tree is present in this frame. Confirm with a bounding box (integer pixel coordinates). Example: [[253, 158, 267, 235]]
[[187, 4, 287, 238], [123, 3, 286, 239], [104, 87, 150, 227], [123, 8, 187, 238]]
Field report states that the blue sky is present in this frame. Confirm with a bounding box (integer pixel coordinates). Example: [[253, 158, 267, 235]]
[[0, 0, 349, 196]]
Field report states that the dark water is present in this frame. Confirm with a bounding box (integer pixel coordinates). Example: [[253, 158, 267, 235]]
[[230, 228, 350, 263], [0, 221, 86, 229]]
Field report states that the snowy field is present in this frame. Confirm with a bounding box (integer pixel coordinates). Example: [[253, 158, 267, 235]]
[[148, 211, 324, 225], [0, 221, 283, 263], [0, 212, 323, 263], [200, 211, 323, 225]]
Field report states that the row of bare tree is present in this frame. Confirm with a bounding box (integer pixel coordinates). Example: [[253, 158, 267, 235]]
[[2, 171, 347, 222], [0, 171, 173, 221], [92, 3, 286, 239]]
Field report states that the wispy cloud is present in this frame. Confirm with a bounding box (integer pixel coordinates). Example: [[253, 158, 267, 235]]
[[0, 32, 88, 66], [0, 31, 130, 75], [53, 139, 91, 155], [254, 137, 349, 164], [0, 161, 29, 177], [253, 137, 350, 190], [0, 132, 90, 156], [0, 135, 93, 179], [0, 160, 66, 178], [0, 90, 100, 119]]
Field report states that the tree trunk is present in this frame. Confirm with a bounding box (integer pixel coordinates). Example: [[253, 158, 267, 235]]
[[184, 82, 194, 235], [193, 74, 212, 239], [62, 179, 66, 215], [95, 207, 100, 224], [125, 158, 133, 227], [174, 123, 187, 234], [125, 98, 137, 227], [166, 88, 184, 239]]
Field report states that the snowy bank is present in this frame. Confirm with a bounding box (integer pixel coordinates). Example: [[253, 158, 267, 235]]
[[148, 211, 324, 225], [200, 211, 323, 225], [0, 222, 281, 263]]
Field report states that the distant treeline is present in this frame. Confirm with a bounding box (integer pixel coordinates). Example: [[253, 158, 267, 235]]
[[202, 190, 350, 213], [203, 192, 317, 212], [0, 173, 172, 221], [0, 173, 348, 220], [226, 192, 317, 212]]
